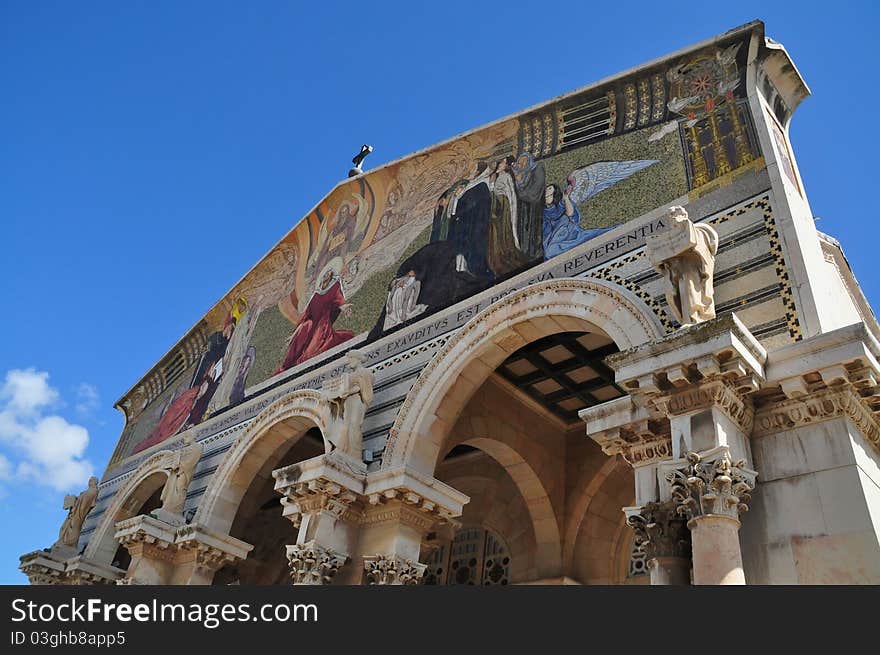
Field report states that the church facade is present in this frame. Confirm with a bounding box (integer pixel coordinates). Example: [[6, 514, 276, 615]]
[[21, 20, 880, 585]]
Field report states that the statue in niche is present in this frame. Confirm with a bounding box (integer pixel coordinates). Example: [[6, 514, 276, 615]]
[[157, 433, 203, 523], [646, 206, 719, 326], [56, 476, 99, 551], [321, 350, 374, 461]]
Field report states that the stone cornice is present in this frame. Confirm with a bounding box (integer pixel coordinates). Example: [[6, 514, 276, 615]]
[[652, 378, 754, 435], [754, 387, 880, 448], [607, 314, 767, 391], [114, 515, 253, 568], [272, 456, 467, 533]]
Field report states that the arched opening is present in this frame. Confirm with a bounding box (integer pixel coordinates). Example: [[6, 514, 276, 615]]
[[194, 389, 330, 536], [389, 278, 663, 584], [85, 467, 169, 568], [110, 484, 164, 571], [426, 329, 630, 582], [212, 429, 324, 585]]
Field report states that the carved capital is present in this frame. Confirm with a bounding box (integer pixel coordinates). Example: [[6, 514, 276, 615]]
[[274, 452, 366, 526], [19, 551, 65, 586], [666, 448, 756, 522], [286, 541, 348, 585], [363, 554, 426, 585], [625, 501, 691, 560]]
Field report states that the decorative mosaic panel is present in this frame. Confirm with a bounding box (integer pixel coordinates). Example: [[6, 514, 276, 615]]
[[109, 33, 768, 468]]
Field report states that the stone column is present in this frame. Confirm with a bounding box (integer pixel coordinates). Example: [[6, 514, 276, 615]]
[[663, 447, 755, 585], [584, 314, 767, 585], [114, 515, 179, 585], [355, 466, 468, 585], [624, 501, 691, 585], [273, 451, 366, 585]]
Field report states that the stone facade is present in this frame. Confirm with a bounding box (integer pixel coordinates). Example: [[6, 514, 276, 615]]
[[21, 21, 880, 585]]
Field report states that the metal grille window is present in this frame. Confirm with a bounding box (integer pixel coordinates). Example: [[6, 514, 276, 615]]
[[423, 527, 511, 586]]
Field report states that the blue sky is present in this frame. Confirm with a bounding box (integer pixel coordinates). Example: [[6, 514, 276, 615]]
[[1, 2, 877, 584]]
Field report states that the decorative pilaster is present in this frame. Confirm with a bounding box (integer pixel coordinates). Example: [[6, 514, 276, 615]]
[[363, 554, 426, 585], [286, 540, 348, 585], [624, 501, 691, 585], [664, 447, 756, 585]]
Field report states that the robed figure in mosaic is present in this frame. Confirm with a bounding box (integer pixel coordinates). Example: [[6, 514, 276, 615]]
[[276, 258, 355, 373]]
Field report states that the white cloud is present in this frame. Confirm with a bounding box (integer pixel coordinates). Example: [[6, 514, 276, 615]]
[[75, 383, 100, 416], [0, 369, 95, 492], [1, 368, 58, 416]]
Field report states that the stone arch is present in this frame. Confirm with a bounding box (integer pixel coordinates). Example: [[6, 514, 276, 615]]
[[562, 457, 623, 572], [451, 436, 561, 577], [567, 462, 637, 584], [384, 277, 665, 474], [194, 389, 331, 536], [84, 449, 176, 565]]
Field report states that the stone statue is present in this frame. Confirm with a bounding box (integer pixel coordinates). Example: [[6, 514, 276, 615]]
[[56, 476, 99, 550], [322, 350, 374, 460], [158, 433, 203, 523], [646, 206, 719, 326]]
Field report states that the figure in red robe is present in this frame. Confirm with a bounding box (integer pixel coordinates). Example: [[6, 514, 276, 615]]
[[276, 260, 354, 373], [131, 382, 206, 454]]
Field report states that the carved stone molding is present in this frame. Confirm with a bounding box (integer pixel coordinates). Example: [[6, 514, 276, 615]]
[[591, 420, 672, 466], [652, 378, 754, 435], [754, 387, 880, 447], [624, 501, 691, 560], [114, 515, 253, 575], [286, 541, 348, 585], [665, 448, 756, 522], [274, 451, 367, 527], [363, 554, 426, 585], [19, 550, 123, 586], [19, 552, 65, 586]]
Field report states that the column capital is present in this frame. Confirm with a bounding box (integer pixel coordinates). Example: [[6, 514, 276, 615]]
[[19, 550, 66, 585], [19, 549, 124, 586], [273, 451, 366, 526], [114, 515, 253, 584], [174, 524, 254, 575], [286, 540, 348, 585], [362, 554, 427, 585], [624, 500, 691, 561], [114, 515, 178, 561], [663, 447, 756, 522]]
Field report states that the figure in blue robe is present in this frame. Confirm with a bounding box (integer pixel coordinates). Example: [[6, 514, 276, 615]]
[[542, 184, 612, 260]]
